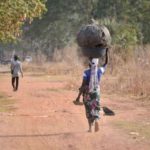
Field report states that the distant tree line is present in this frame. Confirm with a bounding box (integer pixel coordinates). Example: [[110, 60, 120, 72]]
[[0, 0, 150, 60]]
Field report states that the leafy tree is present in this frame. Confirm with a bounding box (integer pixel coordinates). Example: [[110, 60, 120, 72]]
[[0, 0, 46, 42], [95, 0, 150, 44], [99, 18, 139, 48], [23, 0, 97, 60], [1, 0, 150, 59]]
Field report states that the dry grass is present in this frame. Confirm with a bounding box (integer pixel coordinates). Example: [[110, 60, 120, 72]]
[[22, 45, 150, 98], [0, 64, 10, 73], [102, 45, 150, 97], [22, 45, 84, 91], [23, 45, 84, 75], [113, 120, 150, 140], [0, 92, 16, 112], [47, 46, 86, 90]]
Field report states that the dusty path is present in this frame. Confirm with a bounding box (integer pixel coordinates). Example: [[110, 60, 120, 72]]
[[0, 72, 150, 150]]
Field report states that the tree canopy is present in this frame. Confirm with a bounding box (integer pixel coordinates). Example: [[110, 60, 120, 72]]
[[0, 0, 46, 42], [0, 0, 150, 58]]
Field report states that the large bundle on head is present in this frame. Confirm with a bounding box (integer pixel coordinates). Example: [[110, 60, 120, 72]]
[[77, 24, 111, 58]]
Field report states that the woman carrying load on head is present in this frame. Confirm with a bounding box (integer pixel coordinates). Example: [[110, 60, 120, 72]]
[[77, 48, 109, 132]]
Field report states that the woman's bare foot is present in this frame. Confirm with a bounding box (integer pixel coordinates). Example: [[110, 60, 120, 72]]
[[88, 128, 92, 132]]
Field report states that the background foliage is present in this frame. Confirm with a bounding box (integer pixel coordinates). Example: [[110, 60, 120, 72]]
[[0, 0, 150, 60], [0, 0, 46, 42]]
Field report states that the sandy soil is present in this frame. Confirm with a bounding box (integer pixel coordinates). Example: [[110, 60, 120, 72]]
[[0, 73, 150, 150]]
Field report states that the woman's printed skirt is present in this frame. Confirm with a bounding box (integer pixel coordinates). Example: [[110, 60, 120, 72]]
[[83, 86, 100, 123]]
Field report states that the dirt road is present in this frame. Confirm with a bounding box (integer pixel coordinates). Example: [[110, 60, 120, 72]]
[[0, 73, 150, 150]]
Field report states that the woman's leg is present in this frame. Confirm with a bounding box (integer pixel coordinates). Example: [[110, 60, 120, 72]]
[[88, 118, 94, 132], [95, 118, 99, 132], [88, 119, 92, 132], [94, 93, 100, 132], [84, 102, 92, 132]]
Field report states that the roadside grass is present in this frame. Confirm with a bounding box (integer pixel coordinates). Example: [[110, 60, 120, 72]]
[[105, 45, 150, 97], [7, 44, 150, 98], [113, 120, 150, 140], [46, 75, 80, 82], [26, 72, 81, 83], [0, 93, 16, 112], [47, 75, 81, 91], [0, 72, 10, 78], [26, 72, 47, 77], [46, 88, 68, 92], [46, 86, 78, 92], [37, 74, 81, 91], [24, 45, 150, 98]]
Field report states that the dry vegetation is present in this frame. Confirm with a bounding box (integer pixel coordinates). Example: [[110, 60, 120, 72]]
[[22, 45, 150, 99], [103, 45, 150, 98], [113, 120, 150, 140], [0, 92, 16, 112]]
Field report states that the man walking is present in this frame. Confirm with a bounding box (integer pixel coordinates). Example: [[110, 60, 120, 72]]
[[10, 55, 23, 91]]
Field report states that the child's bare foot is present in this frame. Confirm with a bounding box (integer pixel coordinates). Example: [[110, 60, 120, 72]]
[[95, 121, 99, 132]]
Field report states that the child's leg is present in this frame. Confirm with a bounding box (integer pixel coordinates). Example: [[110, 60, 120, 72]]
[[15, 77, 19, 90], [12, 77, 15, 90]]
